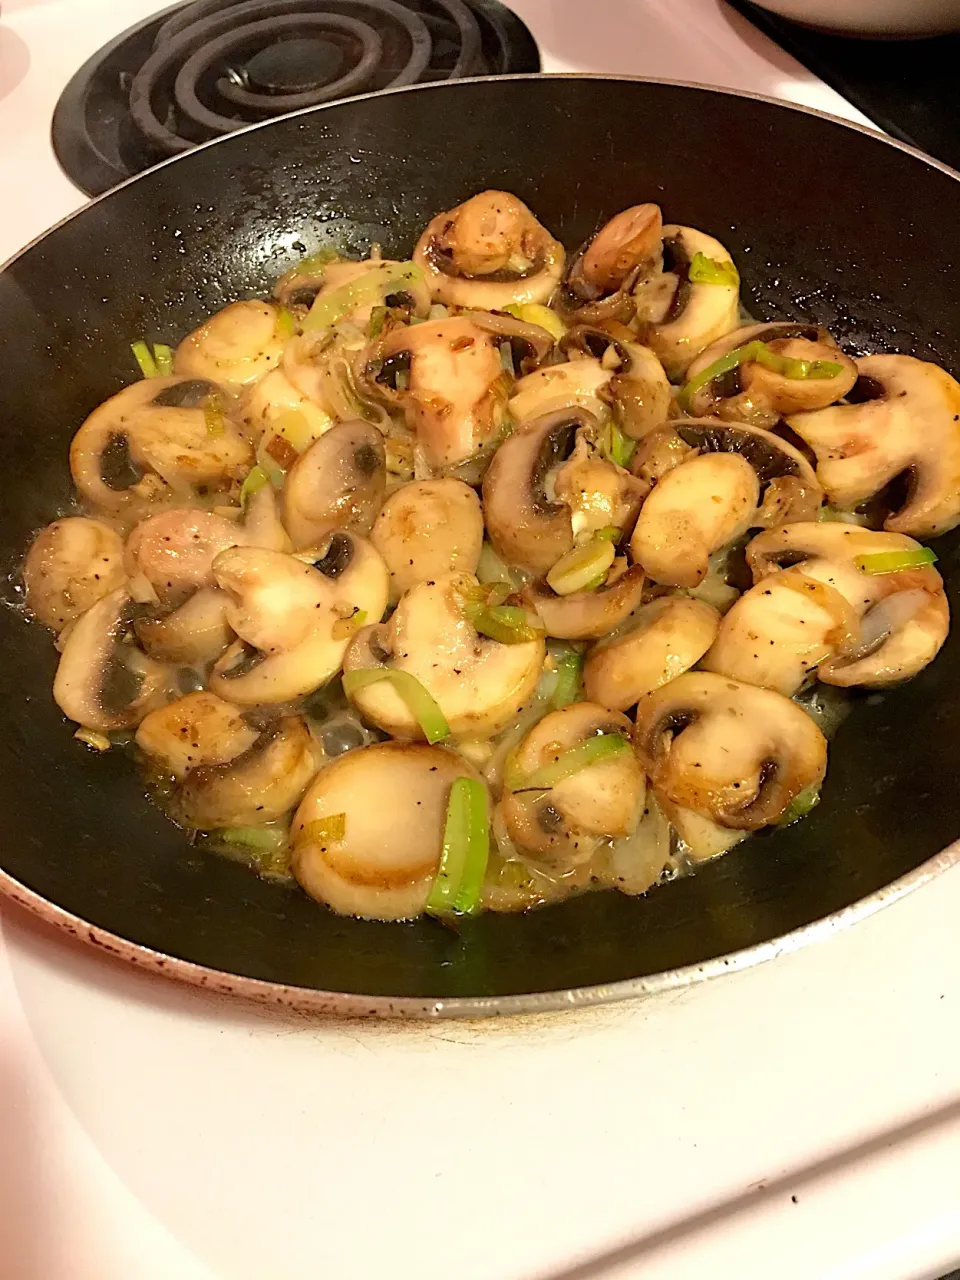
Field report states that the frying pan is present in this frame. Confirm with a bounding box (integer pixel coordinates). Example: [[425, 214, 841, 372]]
[[1, 75, 959, 1017]]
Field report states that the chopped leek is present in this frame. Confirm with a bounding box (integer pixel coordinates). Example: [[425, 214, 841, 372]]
[[515, 732, 631, 791], [688, 252, 740, 288], [296, 814, 347, 846], [74, 726, 111, 751], [551, 647, 583, 709], [856, 547, 938, 575], [600, 420, 636, 469], [504, 302, 566, 342], [342, 668, 450, 744], [426, 777, 490, 917], [239, 465, 269, 507], [220, 825, 290, 854], [275, 307, 295, 340], [368, 305, 387, 339], [304, 261, 423, 332], [331, 608, 368, 640], [678, 340, 844, 412], [546, 537, 616, 596], [131, 340, 158, 378], [463, 600, 543, 644], [593, 526, 622, 542], [153, 343, 174, 375], [777, 785, 821, 828], [296, 246, 340, 275]]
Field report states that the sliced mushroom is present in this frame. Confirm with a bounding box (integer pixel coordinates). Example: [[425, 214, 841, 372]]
[[282, 330, 386, 427], [634, 672, 828, 830], [499, 704, 645, 869], [53, 588, 173, 732], [482, 407, 586, 574], [786, 354, 960, 538], [583, 596, 720, 711], [508, 358, 613, 427], [124, 508, 245, 603], [134, 587, 234, 666], [629, 452, 760, 587], [69, 376, 252, 517], [552, 423, 646, 540], [283, 258, 431, 328], [238, 368, 334, 444], [371, 478, 483, 601], [135, 691, 259, 780], [171, 715, 322, 829], [23, 517, 125, 631], [343, 570, 544, 740], [658, 798, 748, 862], [209, 533, 389, 705], [360, 316, 507, 472], [523, 565, 646, 640], [559, 326, 671, 437], [282, 420, 386, 549], [292, 742, 484, 920], [711, 522, 950, 691], [174, 300, 286, 389], [413, 190, 565, 310], [242, 482, 291, 554], [684, 322, 857, 424], [634, 225, 740, 380], [563, 204, 663, 317]]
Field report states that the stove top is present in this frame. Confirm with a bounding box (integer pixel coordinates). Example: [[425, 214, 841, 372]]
[[51, 0, 540, 196], [729, 0, 960, 172]]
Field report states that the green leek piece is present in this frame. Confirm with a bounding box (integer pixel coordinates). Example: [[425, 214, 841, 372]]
[[551, 648, 584, 709], [688, 252, 740, 288], [515, 732, 632, 791], [503, 302, 566, 342], [131, 340, 158, 378], [342, 668, 450, 744], [239, 465, 269, 508], [856, 547, 938, 575], [426, 777, 490, 917], [678, 340, 843, 412], [776, 785, 821, 828], [546, 538, 616, 596], [152, 343, 174, 375], [304, 261, 423, 332]]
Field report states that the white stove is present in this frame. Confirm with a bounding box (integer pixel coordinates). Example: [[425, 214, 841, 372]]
[[1, 3, 959, 1278]]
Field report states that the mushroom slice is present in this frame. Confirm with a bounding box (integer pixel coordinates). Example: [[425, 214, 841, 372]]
[[559, 325, 671, 438], [135, 691, 259, 781], [552, 423, 647, 540], [134, 587, 234, 666], [371, 478, 483, 601], [282, 420, 386, 549], [658, 798, 748, 862], [292, 742, 484, 920], [563, 203, 664, 310], [785, 354, 960, 537], [238, 368, 334, 444], [482, 407, 594, 575], [174, 300, 286, 389], [413, 190, 565, 310], [69, 376, 252, 516], [508, 358, 613, 427], [172, 716, 322, 829], [124, 508, 245, 603], [281, 330, 385, 426], [524, 566, 646, 641], [53, 588, 174, 732], [343, 571, 544, 740], [242, 482, 291, 554], [23, 517, 125, 632], [683, 322, 857, 424], [499, 704, 645, 868], [818, 588, 949, 688], [629, 452, 760, 587], [209, 533, 389, 706], [746, 521, 938, 582], [634, 225, 740, 380], [583, 597, 721, 711], [360, 316, 507, 472], [634, 672, 828, 830], [669, 418, 823, 525]]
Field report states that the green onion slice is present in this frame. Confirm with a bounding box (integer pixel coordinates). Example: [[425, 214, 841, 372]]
[[777, 785, 821, 828], [678, 340, 844, 413], [551, 647, 584, 709], [513, 732, 632, 791], [426, 777, 490, 917], [856, 547, 937, 575], [503, 302, 566, 342], [304, 261, 423, 332], [342, 668, 450, 744], [131, 340, 158, 378], [546, 538, 616, 596], [153, 343, 174, 375], [688, 252, 740, 288]]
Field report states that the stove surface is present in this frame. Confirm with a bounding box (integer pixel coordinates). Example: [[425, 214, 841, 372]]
[[53, 0, 539, 195]]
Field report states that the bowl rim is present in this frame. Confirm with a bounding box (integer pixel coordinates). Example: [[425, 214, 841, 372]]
[[4, 72, 960, 1018]]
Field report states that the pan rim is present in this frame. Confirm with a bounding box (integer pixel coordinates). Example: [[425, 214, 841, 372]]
[[4, 74, 960, 1016]]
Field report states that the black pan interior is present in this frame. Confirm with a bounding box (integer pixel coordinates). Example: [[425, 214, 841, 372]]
[[1, 76, 959, 1000]]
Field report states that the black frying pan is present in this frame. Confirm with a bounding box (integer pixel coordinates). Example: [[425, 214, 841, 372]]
[[1, 76, 959, 1016]]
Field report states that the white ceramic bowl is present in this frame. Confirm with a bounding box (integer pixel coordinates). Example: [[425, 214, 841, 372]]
[[749, 0, 960, 36]]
